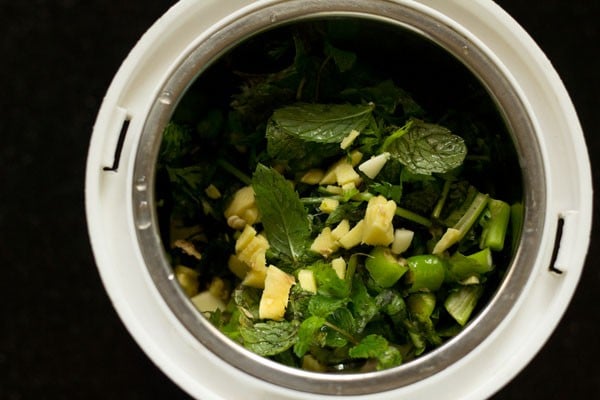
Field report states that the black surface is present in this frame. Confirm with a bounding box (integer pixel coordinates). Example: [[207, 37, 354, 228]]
[[2, 1, 598, 399]]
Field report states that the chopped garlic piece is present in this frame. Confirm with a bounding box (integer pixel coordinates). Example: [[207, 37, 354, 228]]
[[340, 129, 360, 150], [173, 239, 202, 260]]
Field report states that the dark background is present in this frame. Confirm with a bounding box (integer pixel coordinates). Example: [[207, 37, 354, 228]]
[[1, 1, 598, 399]]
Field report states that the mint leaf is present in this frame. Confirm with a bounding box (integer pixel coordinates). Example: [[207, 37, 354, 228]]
[[233, 286, 262, 320], [308, 295, 348, 317], [324, 42, 357, 73], [325, 308, 356, 347], [267, 103, 374, 144], [159, 122, 191, 164], [240, 320, 298, 357], [266, 123, 341, 169], [313, 262, 351, 299], [252, 164, 311, 263], [341, 80, 424, 116], [294, 316, 327, 357], [387, 119, 467, 175], [349, 334, 402, 370], [350, 277, 378, 333]]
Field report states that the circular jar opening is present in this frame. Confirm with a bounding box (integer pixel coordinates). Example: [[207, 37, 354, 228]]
[[132, 1, 545, 396]]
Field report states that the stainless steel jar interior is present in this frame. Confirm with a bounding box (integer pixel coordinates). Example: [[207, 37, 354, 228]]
[[132, 0, 546, 395]]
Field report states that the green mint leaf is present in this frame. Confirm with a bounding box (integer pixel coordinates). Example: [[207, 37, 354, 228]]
[[350, 277, 379, 333], [233, 286, 262, 320], [252, 164, 312, 264], [313, 261, 351, 299], [165, 164, 216, 219], [267, 103, 374, 144], [369, 182, 403, 204], [294, 316, 327, 357], [308, 295, 348, 317], [349, 334, 402, 370], [325, 202, 365, 226], [387, 119, 467, 175], [287, 284, 312, 320], [159, 122, 192, 164], [324, 42, 357, 73], [240, 320, 298, 357], [266, 123, 341, 169], [325, 308, 356, 347], [341, 80, 424, 117]]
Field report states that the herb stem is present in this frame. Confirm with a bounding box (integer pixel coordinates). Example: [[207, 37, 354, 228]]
[[217, 159, 252, 186], [432, 192, 489, 254], [479, 199, 511, 251], [431, 179, 453, 220], [380, 119, 414, 153], [395, 207, 432, 228]]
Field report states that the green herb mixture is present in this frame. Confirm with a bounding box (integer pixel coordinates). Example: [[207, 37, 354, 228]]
[[157, 21, 522, 372]]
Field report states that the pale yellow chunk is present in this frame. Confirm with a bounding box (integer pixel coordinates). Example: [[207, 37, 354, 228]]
[[173, 239, 202, 260], [319, 151, 363, 185], [174, 265, 199, 297], [340, 129, 361, 150], [259, 265, 295, 320], [228, 255, 250, 279], [319, 198, 339, 214], [237, 234, 269, 269], [331, 219, 350, 241], [224, 186, 259, 228], [235, 224, 257, 253], [208, 277, 227, 299], [191, 291, 226, 313], [324, 185, 343, 194], [348, 150, 364, 166], [204, 184, 222, 199], [338, 219, 365, 249], [310, 227, 339, 258], [358, 152, 390, 179], [391, 228, 414, 254], [300, 169, 324, 185], [242, 266, 268, 289], [331, 257, 347, 280], [362, 195, 396, 246], [335, 162, 361, 186], [298, 269, 317, 293], [432, 228, 461, 255]]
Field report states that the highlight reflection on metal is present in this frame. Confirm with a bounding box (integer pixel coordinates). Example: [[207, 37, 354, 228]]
[[132, 0, 546, 395]]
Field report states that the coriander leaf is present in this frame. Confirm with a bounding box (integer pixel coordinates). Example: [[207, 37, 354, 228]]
[[387, 119, 467, 175], [349, 334, 402, 370], [294, 316, 327, 357], [252, 164, 312, 263], [267, 103, 374, 144], [240, 320, 298, 357]]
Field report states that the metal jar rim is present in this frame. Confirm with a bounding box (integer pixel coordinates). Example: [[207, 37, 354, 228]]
[[131, 0, 546, 395]]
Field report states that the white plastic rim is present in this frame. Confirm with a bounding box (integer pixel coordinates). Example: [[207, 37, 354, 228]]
[[85, 1, 592, 399]]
